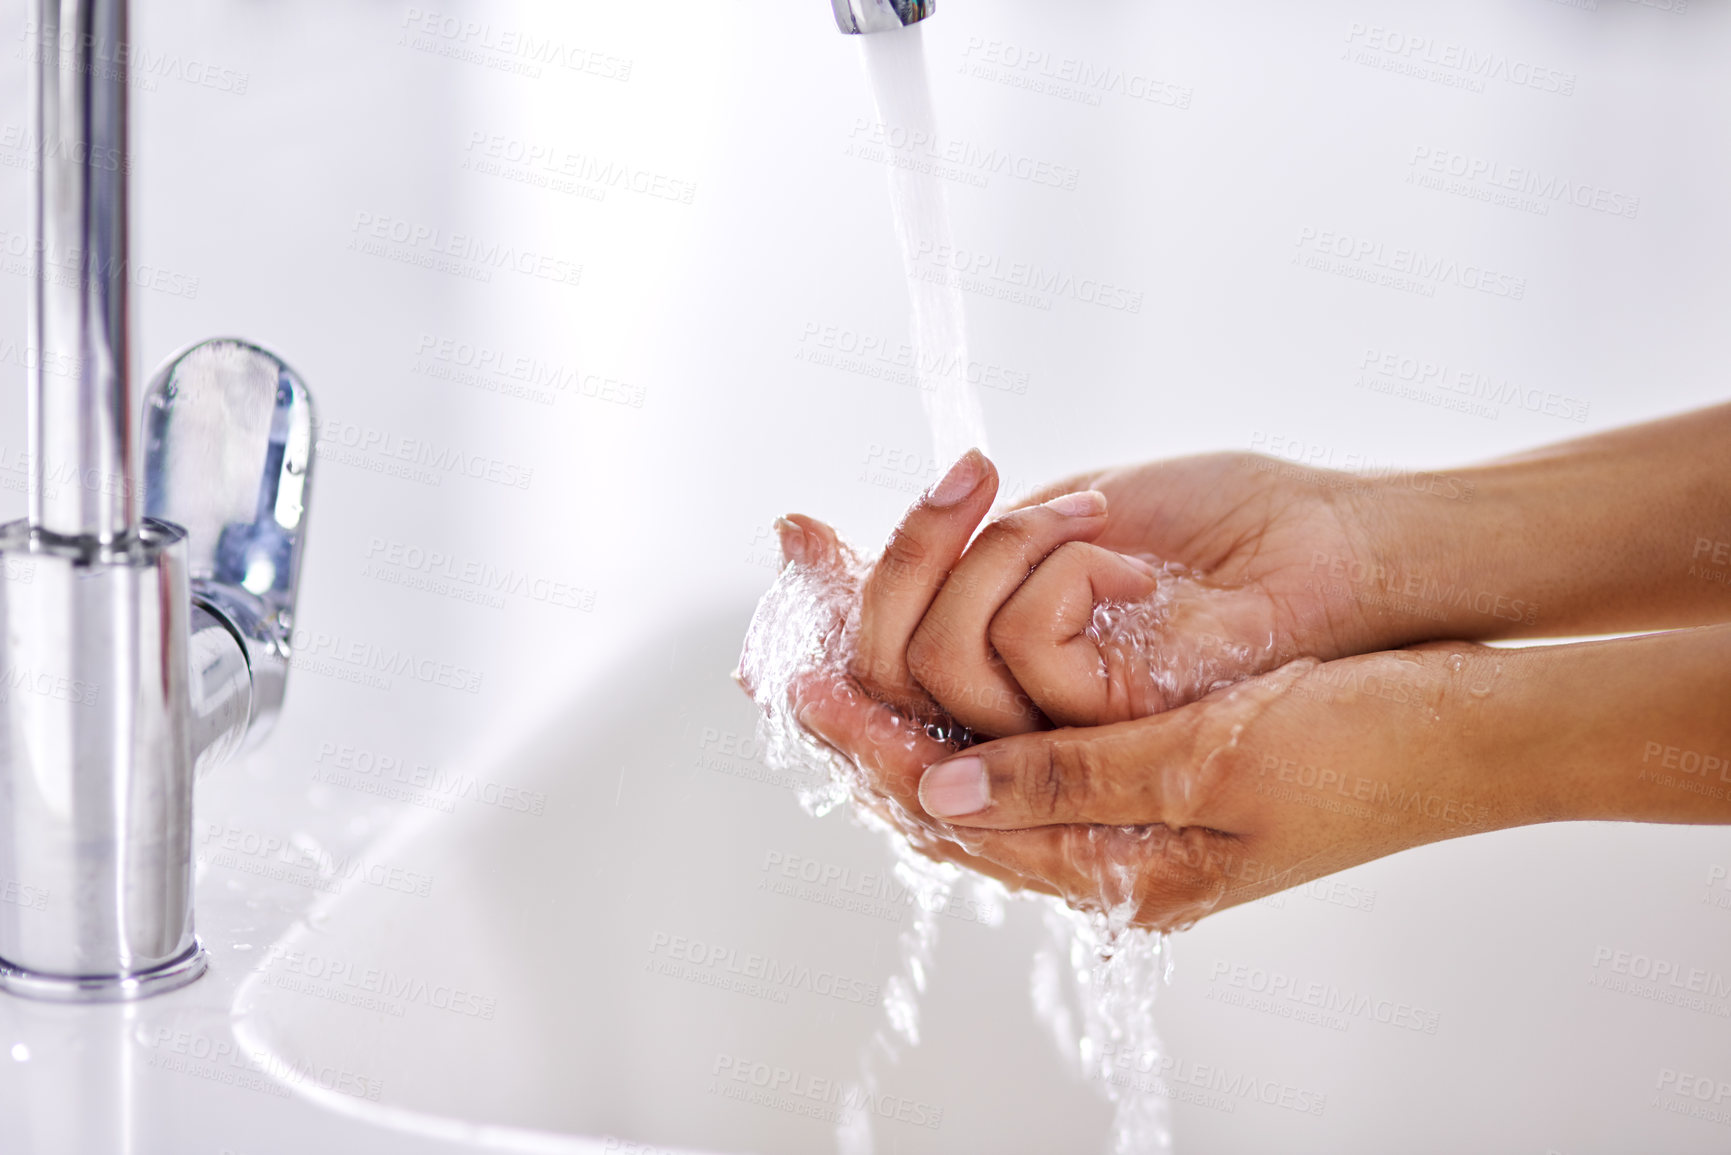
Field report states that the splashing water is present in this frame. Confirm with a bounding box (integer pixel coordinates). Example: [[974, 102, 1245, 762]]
[[858, 25, 990, 467], [739, 532, 1191, 1154], [1034, 906, 1174, 1155], [735, 23, 1212, 1155]]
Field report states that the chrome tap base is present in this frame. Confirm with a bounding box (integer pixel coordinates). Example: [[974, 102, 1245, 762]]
[[0, 522, 200, 993], [0, 941, 207, 1003]]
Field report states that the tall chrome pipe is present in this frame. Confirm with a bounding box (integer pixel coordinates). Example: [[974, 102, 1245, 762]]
[[30, 0, 136, 541], [832, 0, 934, 35]]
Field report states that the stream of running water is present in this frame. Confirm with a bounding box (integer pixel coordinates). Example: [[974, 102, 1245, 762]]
[[744, 23, 1177, 1153]]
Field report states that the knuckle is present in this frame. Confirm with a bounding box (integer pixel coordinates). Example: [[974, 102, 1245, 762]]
[[980, 510, 1043, 556], [987, 610, 1035, 664], [905, 621, 958, 689], [880, 530, 938, 586], [1017, 738, 1094, 819], [1132, 828, 1230, 930], [1046, 540, 1098, 569], [1015, 743, 1064, 820], [847, 646, 898, 696]]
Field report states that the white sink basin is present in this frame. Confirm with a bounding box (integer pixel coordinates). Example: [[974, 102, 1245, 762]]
[[235, 605, 1113, 1154]]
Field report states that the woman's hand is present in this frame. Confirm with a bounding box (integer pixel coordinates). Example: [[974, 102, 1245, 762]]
[[739, 507, 1068, 896], [843, 448, 1399, 736], [910, 625, 1731, 930], [746, 403, 1731, 921], [890, 400, 1731, 735]]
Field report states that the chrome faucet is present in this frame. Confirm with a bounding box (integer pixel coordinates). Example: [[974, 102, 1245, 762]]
[[0, 0, 314, 1001], [832, 0, 934, 34]]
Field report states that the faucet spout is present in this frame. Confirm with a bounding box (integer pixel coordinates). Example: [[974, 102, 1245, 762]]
[[832, 0, 934, 35]]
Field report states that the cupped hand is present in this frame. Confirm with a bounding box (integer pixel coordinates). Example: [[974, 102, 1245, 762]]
[[851, 449, 1407, 736], [740, 507, 1065, 897], [912, 642, 1521, 930]]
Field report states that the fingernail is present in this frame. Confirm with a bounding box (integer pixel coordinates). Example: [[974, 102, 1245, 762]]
[[926, 450, 987, 508], [1043, 490, 1107, 518], [920, 756, 990, 819], [775, 517, 807, 564]]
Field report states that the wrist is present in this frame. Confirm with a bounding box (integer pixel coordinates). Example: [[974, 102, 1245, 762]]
[[1406, 643, 1552, 832], [1469, 626, 1731, 825], [1351, 404, 1731, 642], [1330, 464, 1545, 650]]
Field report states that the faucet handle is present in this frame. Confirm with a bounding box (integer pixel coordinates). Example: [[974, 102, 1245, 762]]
[[143, 338, 315, 752]]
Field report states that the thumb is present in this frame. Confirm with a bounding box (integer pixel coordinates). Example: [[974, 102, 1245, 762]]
[[916, 711, 1197, 829]]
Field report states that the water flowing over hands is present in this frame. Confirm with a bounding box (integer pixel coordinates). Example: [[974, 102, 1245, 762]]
[[738, 449, 1516, 928], [743, 410, 1731, 928]]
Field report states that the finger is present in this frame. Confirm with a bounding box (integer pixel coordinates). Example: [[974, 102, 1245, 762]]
[[990, 542, 1160, 727], [778, 513, 847, 572], [737, 515, 854, 697], [790, 669, 1232, 925], [790, 670, 1064, 898], [916, 711, 1197, 829], [906, 492, 1114, 736], [852, 449, 998, 711], [998, 471, 1106, 513], [791, 669, 947, 816]]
